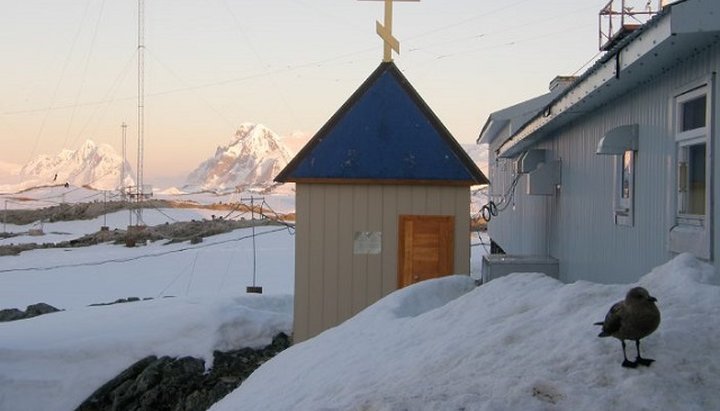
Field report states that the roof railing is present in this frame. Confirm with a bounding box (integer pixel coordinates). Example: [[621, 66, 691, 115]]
[[599, 0, 661, 51]]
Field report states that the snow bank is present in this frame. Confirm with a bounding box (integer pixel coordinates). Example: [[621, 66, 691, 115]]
[[213, 253, 720, 411], [0, 294, 292, 411]]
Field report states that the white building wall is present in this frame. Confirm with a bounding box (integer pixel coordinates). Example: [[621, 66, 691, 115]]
[[487, 41, 719, 284]]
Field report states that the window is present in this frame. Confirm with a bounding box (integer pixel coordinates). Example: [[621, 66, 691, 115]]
[[615, 150, 634, 226], [678, 142, 706, 217], [596, 124, 638, 226], [669, 82, 712, 259]]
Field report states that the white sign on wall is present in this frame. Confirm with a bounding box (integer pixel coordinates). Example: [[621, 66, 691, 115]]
[[353, 232, 382, 255]]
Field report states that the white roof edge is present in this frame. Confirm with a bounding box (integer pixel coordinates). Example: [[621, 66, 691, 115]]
[[496, 0, 720, 158], [477, 92, 557, 145]]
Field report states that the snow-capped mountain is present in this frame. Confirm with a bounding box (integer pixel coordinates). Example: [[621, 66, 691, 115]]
[[17, 140, 133, 191], [461, 143, 489, 177], [185, 123, 294, 192]]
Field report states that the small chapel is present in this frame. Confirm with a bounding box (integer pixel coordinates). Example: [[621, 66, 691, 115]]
[[275, 0, 488, 342]]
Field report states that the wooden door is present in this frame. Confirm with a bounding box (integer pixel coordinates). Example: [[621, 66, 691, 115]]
[[398, 215, 454, 288]]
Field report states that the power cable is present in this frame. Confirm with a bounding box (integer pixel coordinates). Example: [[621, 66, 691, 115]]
[[144, 48, 237, 131], [184, 250, 200, 296], [260, 199, 295, 233], [23, 0, 94, 165], [217, 0, 300, 128], [155, 253, 195, 298], [72, 51, 137, 151], [0, 226, 288, 274], [62, 0, 108, 151]]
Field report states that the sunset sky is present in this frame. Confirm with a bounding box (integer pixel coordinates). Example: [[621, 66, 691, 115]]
[[0, 0, 618, 182]]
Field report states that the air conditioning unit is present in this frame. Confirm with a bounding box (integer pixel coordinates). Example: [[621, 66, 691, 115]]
[[527, 160, 561, 195]]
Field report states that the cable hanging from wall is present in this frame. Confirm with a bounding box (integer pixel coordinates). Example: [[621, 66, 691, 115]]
[[479, 165, 522, 223]]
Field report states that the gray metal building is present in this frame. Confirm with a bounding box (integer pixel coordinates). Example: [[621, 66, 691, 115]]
[[478, 0, 719, 284]]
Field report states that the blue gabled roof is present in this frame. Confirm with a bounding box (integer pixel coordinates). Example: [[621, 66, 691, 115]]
[[275, 62, 488, 185]]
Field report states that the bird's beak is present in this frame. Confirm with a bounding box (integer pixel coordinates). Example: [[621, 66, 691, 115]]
[[648, 296, 657, 302]]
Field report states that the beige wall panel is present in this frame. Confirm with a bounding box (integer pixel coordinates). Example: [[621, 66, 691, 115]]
[[307, 185, 326, 338], [381, 186, 399, 295], [366, 186, 384, 304], [426, 187, 444, 214], [337, 186, 355, 323], [322, 188, 340, 329], [411, 186, 428, 214], [454, 188, 471, 274], [351, 185, 369, 315], [294, 185, 311, 342], [396, 185, 413, 215]]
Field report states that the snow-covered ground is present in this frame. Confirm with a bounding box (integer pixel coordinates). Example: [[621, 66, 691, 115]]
[[212, 253, 719, 411], [0, 225, 295, 310], [2, 189, 717, 410], [0, 184, 296, 215], [0, 222, 295, 411]]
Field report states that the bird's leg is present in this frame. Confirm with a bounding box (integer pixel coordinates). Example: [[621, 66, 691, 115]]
[[621, 340, 638, 368], [635, 339, 655, 366]]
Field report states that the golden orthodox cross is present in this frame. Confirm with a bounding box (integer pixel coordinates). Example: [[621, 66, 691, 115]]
[[359, 0, 420, 62]]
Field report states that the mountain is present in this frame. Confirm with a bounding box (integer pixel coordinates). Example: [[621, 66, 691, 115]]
[[185, 123, 294, 193], [461, 143, 489, 177], [17, 140, 133, 191]]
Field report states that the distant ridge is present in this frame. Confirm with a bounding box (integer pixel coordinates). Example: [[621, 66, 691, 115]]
[[1, 140, 133, 193], [184, 123, 294, 193]]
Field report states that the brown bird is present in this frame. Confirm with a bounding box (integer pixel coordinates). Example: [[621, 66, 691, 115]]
[[595, 287, 661, 368]]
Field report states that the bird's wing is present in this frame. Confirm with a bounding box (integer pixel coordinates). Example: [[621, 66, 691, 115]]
[[599, 301, 624, 336]]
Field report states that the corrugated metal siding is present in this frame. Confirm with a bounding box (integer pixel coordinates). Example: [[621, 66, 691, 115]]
[[715, 66, 720, 274], [486, 139, 550, 256], [487, 41, 719, 284], [294, 183, 471, 342]]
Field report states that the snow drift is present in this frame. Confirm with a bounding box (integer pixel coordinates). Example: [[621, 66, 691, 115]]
[[0, 295, 292, 411], [213, 253, 720, 411]]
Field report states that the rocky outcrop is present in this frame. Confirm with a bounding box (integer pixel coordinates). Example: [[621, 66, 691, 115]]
[[0, 303, 62, 322], [75, 333, 290, 411]]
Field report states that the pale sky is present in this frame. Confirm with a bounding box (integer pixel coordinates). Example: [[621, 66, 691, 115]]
[[0, 0, 616, 182]]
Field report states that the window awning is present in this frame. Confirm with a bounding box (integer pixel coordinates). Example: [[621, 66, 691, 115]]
[[596, 124, 639, 155]]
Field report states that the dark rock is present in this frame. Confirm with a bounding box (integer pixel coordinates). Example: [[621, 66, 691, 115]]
[[25, 302, 61, 318], [88, 297, 147, 307], [0, 303, 62, 323], [75, 333, 291, 411], [77, 356, 158, 411], [0, 308, 25, 322]]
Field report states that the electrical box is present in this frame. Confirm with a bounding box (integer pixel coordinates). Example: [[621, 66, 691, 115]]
[[527, 160, 561, 195]]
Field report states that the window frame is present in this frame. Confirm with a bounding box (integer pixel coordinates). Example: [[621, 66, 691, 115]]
[[614, 149, 635, 227], [668, 78, 714, 259]]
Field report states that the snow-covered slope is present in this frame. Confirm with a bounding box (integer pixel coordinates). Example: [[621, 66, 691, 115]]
[[185, 124, 293, 193], [213, 253, 720, 411], [13, 140, 133, 191]]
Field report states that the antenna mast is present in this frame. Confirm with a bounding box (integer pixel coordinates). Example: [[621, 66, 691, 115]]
[[121, 122, 127, 200], [135, 0, 145, 225]]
